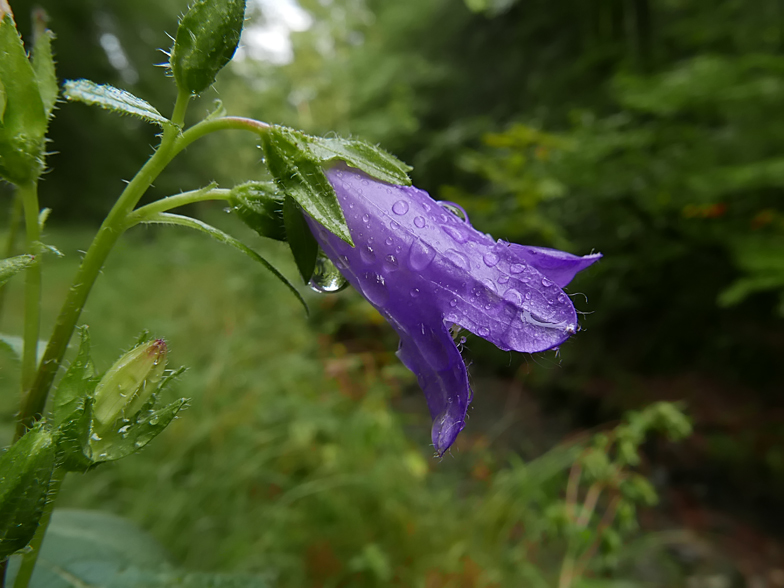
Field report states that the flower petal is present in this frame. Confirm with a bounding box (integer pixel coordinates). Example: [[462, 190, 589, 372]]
[[394, 322, 470, 456], [305, 163, 599, 455], [496, 242, 602, 288]]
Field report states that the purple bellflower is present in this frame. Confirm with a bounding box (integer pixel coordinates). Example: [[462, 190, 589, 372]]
[[307, 164, 601, 456]]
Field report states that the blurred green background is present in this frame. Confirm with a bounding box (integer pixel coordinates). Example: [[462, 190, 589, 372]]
[[1, 0, 783, 585]]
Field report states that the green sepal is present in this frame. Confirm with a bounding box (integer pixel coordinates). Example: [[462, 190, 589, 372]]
[[229, 181, 286, 242], [0, 254, 35, 287], [0, 15, 47, 185], [62, 79, 172, 127], [261, 127, 352, 245], [306, 136, 412, 186], [89, 398, 187, 463], [142, 212, 308, 314], [50, 326, 97, 428], [49, 326, 99, 471], [0, 425, 57, 560], [56, 395, 95, 472], [283, 196, 318, 283], [170, 0, 246, 95], [32, 27, 57, 119]]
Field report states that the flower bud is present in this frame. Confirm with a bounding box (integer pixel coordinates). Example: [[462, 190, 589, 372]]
[[92, 339, 167, 435], [169, 0, 246, 95]]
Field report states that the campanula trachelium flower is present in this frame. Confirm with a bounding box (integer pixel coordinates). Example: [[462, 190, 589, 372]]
[[308, 164, 601, 455]]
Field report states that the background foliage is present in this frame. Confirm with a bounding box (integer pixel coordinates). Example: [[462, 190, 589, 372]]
[[2, 0, 783, 585]]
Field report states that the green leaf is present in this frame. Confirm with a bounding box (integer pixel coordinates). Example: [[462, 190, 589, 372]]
[[283, 196, 318, 283], [142, 212, 308, 314], [306, 136, 412, 186], [32, 28, 57, 119], [0, 15, 47, 184], [61, 79, 171, 127], [0, 426, 56, 560], [90, 398, 187, 463], [170, 0, 247, 95], [50, 326, 97, 427], [229, 181, 286, 241], [0, 254, 35, 287], [5, 509, 274, 588], [261, 128, 352, 244]]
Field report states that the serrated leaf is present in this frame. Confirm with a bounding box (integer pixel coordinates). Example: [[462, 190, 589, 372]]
[[0, 15, 47, 184], [0, 426, 56, 560], [62, 79, 171, 127], [5, 509, 273, 588], [283, 196, 318, 283], [262, 128, 352, 245], [170, 0, 246, 95], [32, 28, 57, 118], [0, 253, 35, 287], [90, 398, 187, 463], [142, 212, 308, 314], [229, 181, 286, 241], [306, 136, 412, 186]]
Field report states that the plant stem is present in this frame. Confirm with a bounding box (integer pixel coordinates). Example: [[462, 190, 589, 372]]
[[19, 181, 42, 397], [0, 192, 24, 327], [124, 187, 231, 228], [15, 103, 274, 436], [12, 467, 66, 588], [175, 116, 270, 150], [14, 93, 194, 439]]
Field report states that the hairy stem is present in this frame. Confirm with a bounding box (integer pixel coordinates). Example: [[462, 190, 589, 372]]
[[16, 104, 273, 437], [0, 192, 24, 327], [124, 187, 231, 228], [19, 182, 42, 397], [14, 92, 193, 439]]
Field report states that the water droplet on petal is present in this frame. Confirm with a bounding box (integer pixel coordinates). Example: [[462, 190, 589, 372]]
[[498, 275, 509, 284], [450, 298, 458, 307], [445, 249, 470, 270], [525, 292, 532, 300], [309, 253, 349, 293], [557, 293, 566, 303], [542, 277, 552, 287], [360, 246, 376, 264], [438, 202, 468, 222], [383, 254, 399, 271], [392, 200, 409, 215], [503, 289, 522, 305], [510, 263, 525, 274], [359, 272, 389, 307], [362, 213, 370, 223], [443, 225, 468, 243], [414, 216, 426, 228], [385, 237, 394, 246], [410, 288, 420, 298], [482, 278, 497, 293], [390, 220, 401, 231], [408, 239, 435, 270], [483, 253, 499, 267], [479, 326, 490, 337]]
